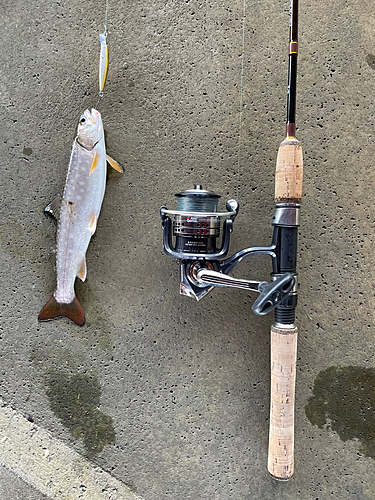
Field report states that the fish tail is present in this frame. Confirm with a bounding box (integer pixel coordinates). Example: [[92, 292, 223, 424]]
[[38, 294, 85, 326]]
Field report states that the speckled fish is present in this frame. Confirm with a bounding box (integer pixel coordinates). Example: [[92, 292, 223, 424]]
[[39, 109, 122, 326]]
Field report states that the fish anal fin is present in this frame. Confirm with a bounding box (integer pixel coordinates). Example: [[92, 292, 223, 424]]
[[106, 154, 123, 173], [77, 256, 87, 281], [89, 151, 100, 175], [38, 294, 85, 326], [45, 194, 62, 220]]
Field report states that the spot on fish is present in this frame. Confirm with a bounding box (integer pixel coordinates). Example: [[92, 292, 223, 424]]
[[305, 365, 375, 458], [66, 200, 76, 220], [23, 147, 32, 156]]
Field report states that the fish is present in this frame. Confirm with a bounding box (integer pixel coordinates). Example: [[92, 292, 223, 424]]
[[99, 31, 109, 94], [38, 108, 122, 326]]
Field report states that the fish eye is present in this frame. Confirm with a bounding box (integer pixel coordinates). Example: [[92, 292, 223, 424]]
[[79, 117, 86, 124]]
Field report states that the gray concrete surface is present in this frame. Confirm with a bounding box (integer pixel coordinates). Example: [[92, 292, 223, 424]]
[[0, 466, 48, 500], [1, 0, 375, 498]]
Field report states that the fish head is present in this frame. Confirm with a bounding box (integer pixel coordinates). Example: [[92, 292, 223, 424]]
[[76, 109, 103, 149]]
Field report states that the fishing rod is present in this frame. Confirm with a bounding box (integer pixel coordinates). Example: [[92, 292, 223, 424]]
[[159, 0, 302, 480], [267, 0, 302, 480]]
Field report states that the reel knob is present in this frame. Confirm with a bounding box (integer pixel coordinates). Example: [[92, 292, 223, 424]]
[[252, 274, 295, 316]]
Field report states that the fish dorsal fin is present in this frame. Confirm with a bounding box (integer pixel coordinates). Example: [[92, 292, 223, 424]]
[[44, 194, 62, 220], [106, 154, 123, 173], [77, 256, 87, 282]]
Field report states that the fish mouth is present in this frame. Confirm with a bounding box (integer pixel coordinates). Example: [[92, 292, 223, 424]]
[[83, 109, 99, 125]]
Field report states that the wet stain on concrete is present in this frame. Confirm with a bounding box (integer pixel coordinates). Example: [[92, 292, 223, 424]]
[[305, 366, 375, 458], [22, 147, 33, 156], [45, 369, 115, 456], [365, 54, 375, 70], [31, 346, 115, 456]]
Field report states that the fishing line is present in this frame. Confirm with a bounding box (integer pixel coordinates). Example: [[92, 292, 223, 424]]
[[104, 0, 109, 32], [176, 189, 219, 213], [236, 0, 246, 205]]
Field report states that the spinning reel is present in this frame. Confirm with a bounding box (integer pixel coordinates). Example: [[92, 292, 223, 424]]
[[160, 185, 298, 321]]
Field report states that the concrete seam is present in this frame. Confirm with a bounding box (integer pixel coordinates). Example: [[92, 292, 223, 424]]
[[0, 399, 144, 500]]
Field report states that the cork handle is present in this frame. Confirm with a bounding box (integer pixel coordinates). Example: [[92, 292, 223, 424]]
[[275, 138, 303, 203], [268, 325, 298, 480]]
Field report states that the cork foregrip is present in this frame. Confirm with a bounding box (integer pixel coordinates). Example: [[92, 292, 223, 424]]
[[275, 138, 303, 203], [268, 325, 298, 480]]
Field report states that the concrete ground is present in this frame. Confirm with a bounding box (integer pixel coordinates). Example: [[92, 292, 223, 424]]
[[0, 466, 48, 500], [1, 0, 375, 498]]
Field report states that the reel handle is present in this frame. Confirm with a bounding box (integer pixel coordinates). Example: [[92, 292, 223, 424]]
[[193, 266, 260, 291], [252, 274, 295, 316], [192, 265, 295, 316]]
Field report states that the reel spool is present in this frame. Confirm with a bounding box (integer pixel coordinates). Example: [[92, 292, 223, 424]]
[[174, 186, 220, 254], [160, 185, 238, 260]]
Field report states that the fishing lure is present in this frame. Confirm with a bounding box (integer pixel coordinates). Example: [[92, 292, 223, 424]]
[[99, 30, 109, 95]]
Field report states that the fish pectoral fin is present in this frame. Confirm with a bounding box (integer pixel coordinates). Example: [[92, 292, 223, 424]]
[[106, 154, 123, 173], [44, 194, 62, 220], [89, 151, 100, 175], [88, 214, 97, 235], [77, 256, 87, 282]]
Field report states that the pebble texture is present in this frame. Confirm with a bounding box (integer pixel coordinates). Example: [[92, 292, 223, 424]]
[[1, 0, 375, 499]]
